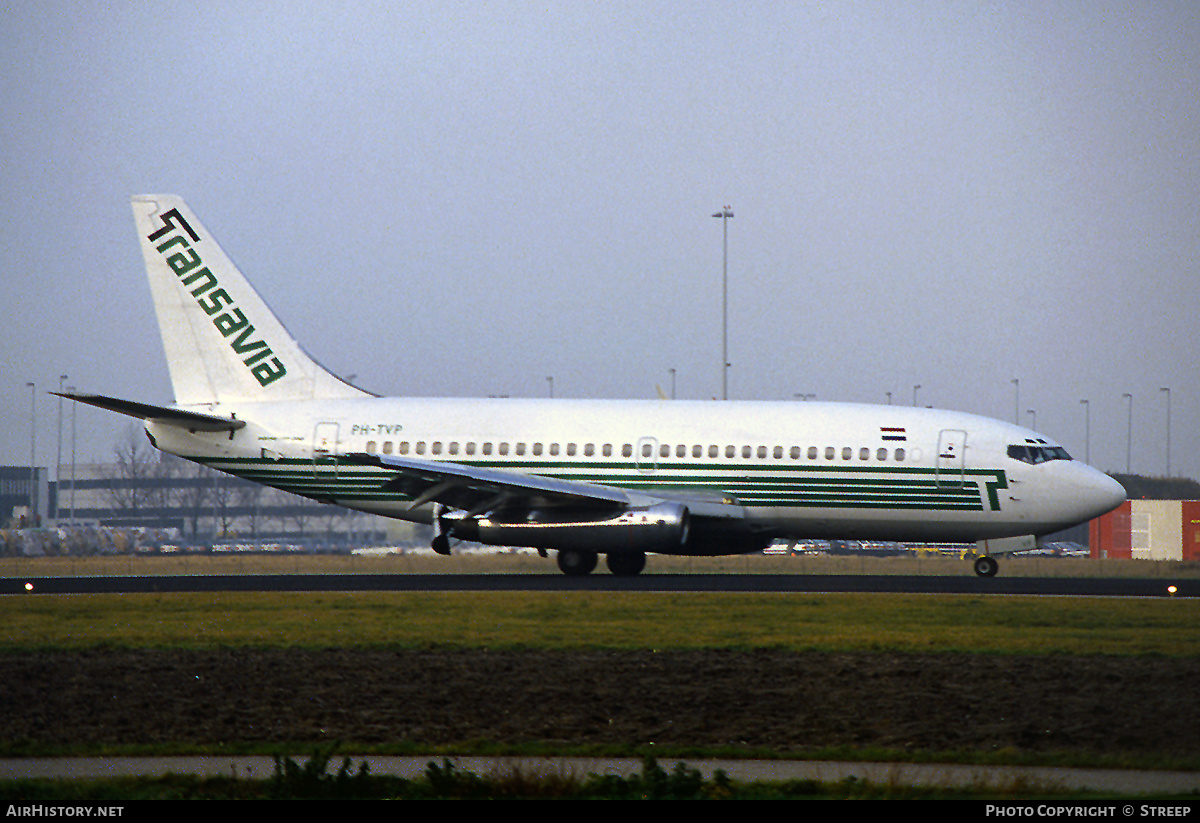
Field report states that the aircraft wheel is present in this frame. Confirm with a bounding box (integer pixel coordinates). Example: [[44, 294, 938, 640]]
[[974, 555, 999, 578], [606, 551, 647, 577], [431, 534, 451, 556], [556, 549, 598, 576]]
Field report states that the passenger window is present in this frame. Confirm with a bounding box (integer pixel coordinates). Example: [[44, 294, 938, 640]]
[[533, 443, 543, 456], [432, 442, 443, 455], [825, 447, 835, 460], [416, 441, 427, 455], [603, 444, 613, 457], [773, 446, 783, 459], [842, 447, 852, 460], [859, 447, 870, 460], [660, 444, 671, 458], [366, 440, 377, 453], [676, 444, 687, 458], [499, 442, 509, 456], [383, 441, 394, 455], [894, 448, 905, 461], [876, 448, 887, 461], [550, 443, 560, 456], [742, 446, 752, 459], [448, 442, 459, 455], [585, 443, 595, 457], [465, 442, 476, 455], [641, 443, 652, 458], [482, 442, 492, 455], [516, 442, 526, 456], [692, 445, 702, 458], [808, 446, 818, 460], [399, 442, 410, 455], [726, 445, 736, 458], [709, 445, 719, 458], [567, 443, 577, 456], [790, 446, 801, 459]]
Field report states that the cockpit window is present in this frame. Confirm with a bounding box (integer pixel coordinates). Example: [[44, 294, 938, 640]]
[[1007, 443, 1072, 464]]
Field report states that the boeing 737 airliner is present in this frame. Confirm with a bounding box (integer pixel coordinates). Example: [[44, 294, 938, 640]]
[[60, 195, 1126, 576]]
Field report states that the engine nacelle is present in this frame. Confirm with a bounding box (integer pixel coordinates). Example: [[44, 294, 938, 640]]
[[449, 502, 690, 554]]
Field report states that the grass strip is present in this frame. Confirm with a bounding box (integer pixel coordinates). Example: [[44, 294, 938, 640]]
[[1, 591, 1197, 655]]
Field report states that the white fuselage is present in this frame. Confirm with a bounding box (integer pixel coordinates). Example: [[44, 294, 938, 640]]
[[147, 397, 1127, 551]]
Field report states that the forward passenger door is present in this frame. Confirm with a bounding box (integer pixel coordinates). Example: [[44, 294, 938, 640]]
[[936, 429, 967, 487]]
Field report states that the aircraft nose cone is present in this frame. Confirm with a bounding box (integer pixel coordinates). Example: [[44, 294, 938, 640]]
[[1037, 464, 1128, 532], [1083, 470, 1127, 519], [1098, 472, 1127, 512]]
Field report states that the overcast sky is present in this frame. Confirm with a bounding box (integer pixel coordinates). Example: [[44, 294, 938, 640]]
[[2, 1, 1197, 483]]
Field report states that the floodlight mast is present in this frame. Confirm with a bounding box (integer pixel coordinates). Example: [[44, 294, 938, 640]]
[[712, 206, 733, 400]]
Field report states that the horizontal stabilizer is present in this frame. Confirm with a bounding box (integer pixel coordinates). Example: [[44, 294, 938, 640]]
[[53, 392, 246, 433]]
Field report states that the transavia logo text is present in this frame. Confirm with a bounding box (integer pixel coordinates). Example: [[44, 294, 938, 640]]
[[148, 208, 287, 387]]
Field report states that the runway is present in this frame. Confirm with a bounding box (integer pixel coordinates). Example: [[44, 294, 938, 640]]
[[1, 572, 1194, 597]]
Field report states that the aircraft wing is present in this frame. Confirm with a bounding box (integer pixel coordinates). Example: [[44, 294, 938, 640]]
[[342, 452, 634, 517], [343, 451, 754, 527]]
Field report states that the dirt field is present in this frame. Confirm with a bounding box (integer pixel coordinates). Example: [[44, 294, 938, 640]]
[[3, 648, 1197, 761]]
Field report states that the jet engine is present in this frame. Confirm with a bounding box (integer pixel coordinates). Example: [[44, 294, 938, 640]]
[[448, 501, 690, 554]]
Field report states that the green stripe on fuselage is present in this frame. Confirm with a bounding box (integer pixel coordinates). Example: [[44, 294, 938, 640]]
[[192, 456, 1008, 513]]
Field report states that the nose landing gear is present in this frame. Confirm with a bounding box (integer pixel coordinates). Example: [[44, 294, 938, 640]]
[[973, 555, 999, 577]]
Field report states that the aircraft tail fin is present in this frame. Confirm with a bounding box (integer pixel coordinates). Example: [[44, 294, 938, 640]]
[[132, 195, 369, 406]]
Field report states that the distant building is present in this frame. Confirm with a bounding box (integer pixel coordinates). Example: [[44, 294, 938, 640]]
[[1, 462, 411, 547], [1, 466, 47, 527], [1089, 474, 1200, 561]]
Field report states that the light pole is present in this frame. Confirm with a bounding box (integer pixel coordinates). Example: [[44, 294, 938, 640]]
[[546, 376, 554, 398], [712, 206, 733, 400], [668, 368, 676, 400], [55, 374, 66, 522], [1160, 387, 1171, 476], [1080, 399, 1090, 465], [68, 386, 77, 525], [26, 382, 36, 525], [885, 391, 892, 406], [1123, 393, 1133, 474], [912, 384, 921, 407], [1011, 378, 1020, 424], [1027, 409, 1036, 431]]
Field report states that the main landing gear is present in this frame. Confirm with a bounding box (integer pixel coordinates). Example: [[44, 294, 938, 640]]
[[973, 555, 999, 578], [431, 503, 452, 555], [605, 551, 646, 577], [555, 548, 598, 576], [555, 549, 646, 577]]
